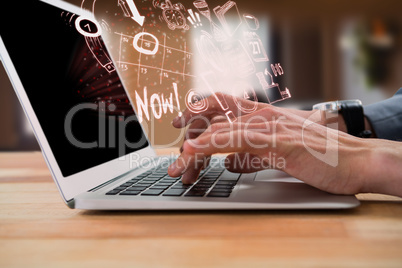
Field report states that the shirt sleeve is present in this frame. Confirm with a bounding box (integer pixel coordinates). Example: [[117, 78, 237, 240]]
[[364, 88, 402, 141]]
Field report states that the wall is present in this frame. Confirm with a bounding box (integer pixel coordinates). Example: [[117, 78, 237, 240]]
[[1, 0, 401, 150]]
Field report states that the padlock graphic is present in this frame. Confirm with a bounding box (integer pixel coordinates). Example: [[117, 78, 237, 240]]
[[256, 69, 283, 104]]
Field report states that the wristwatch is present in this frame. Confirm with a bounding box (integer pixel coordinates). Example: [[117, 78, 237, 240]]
[[313, 100, 372, 138]]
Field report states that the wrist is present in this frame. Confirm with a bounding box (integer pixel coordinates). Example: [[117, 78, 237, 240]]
[[313, 100, 372, 137], [323, 112, 348, 132], [301, 110, 347, 132], [325, 114, 374, 136], [359, 141, 402, 197]]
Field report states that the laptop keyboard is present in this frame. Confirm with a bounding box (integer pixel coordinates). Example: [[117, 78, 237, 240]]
[[105, 163, 240, 198]]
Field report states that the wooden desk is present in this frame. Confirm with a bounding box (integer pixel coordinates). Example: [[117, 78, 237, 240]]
[[1, 152, 402, 268]]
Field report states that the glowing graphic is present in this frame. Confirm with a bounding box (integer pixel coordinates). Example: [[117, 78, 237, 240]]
[[115, 31, 194, 88], [62, 11, 115, 73], [187, 9, 202, 28], [193, 0, 211, 21], [61, 11, 131, 117], [118, 0, 145, 26], [133, 32, 160, 55], [77, 0, 292, 144], [193, 0, 227, 42], [232, 82, 258, 113], [221, 40, 255, 77], [153, 0, 190, 31], [255, 69, 285, 104], [213, 1, 242, 36], [196, 31, 226, 72], [85, 36, 116, 73], [185, 89, 209, 114], [271, 63, 284, 76], [134, 83, 182, 122], [243, 14, 259, 30], [246, 33, 269, 62], [200, 72, 236, 123], [75, 16, 102, 38]]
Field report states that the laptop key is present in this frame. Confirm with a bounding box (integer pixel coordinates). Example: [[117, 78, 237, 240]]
[[185, 190, 206, 197], [160, 179, 177, 183], [115, 187, 128, 190], [219, 170, 240, 181], [149, 186, 169, 190], [171, 185, 191, 190], [215, 181, 237, 186], [141, 189, 165, 196], [148, 175, 165, 178], [175, 182, 193, 186], [212, 185, 234, 189], [128, 186, 148, 191], [136, 183, 154, 187], [162, 189, 186, 196], [106, 190, 121, 195], [164, 176, 180, 180], [142, 179, 159, 182], [195, 183, 214, 187], [154, 182, 173, 186], [119, 191, 141, 195], [202, 175, 219, 180], [210, 188, 232, 193], [207, 191, 231, 197], [192, 187, 209, 191]]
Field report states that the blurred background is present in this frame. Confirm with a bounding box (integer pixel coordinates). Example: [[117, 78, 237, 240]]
[[1, 0, 401, 151]]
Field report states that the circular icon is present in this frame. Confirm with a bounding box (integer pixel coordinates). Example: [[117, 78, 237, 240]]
[[232, 83, 258, 113], [133, 32, 159, 55], [163, 9, 187, 30], [75, 16, 102, 38], [185, 90, 209, 114]]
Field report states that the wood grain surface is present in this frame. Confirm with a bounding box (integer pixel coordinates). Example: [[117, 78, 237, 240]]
[[1, 152, 402, 268]]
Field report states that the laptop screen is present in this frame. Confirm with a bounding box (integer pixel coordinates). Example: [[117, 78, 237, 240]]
[[0, 0, 149, 177]]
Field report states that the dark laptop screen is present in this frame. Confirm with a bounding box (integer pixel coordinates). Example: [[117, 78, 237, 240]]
[[0, 0, 148, 177]]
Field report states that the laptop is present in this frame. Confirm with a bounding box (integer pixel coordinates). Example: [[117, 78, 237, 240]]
[[0, 0, 359, 210]]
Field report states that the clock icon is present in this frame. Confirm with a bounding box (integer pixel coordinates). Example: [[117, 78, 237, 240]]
[[164, 9, 188, 30], [154, 0, 190, 31]]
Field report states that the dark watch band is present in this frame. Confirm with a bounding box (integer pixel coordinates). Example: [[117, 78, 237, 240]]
[[313, 100, 372, 138], [340, 102, 369, 137]]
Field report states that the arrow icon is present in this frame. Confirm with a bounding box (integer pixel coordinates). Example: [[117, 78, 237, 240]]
[[118, 0, 145, 26]]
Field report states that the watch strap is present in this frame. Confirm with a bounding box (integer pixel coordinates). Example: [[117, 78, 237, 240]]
[[340, 102, 366, 137]]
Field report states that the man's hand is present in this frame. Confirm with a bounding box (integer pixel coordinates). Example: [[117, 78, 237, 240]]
[[168, 93, 402, 197]]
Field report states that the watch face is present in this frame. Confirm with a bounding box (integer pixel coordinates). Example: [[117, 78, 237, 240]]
[[163, 10, 185, 28], [312, 101, 341, 112], [312, 100, 362, 112]]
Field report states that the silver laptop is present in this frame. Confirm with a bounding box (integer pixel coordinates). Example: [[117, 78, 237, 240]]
[[0, 0, 359, 210]]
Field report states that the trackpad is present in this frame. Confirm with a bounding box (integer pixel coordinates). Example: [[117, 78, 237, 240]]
[[254, 169, 302, 183]]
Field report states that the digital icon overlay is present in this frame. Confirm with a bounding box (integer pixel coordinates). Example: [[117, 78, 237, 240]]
[[75, 0, 291, 125]]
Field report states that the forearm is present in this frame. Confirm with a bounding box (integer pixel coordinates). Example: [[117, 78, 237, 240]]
[[358, 139, 402, 197], [295, 110, 401, 196], [170, 93, 402, 197]]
